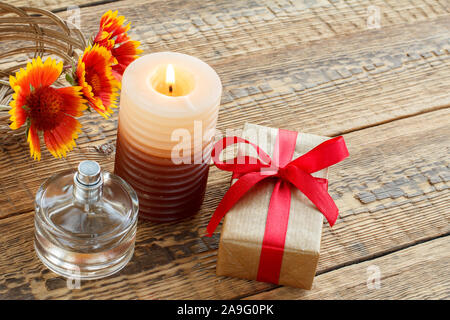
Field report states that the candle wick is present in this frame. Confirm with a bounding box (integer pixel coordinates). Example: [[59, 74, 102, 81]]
[[169, 84, 173, 95]]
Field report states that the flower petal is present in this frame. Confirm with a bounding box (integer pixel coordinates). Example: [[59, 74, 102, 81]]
[[76, 45, 119, 118], [43, 115, 82, 159], [93, 10, 141, 79], [27, 123, 41, 161], [111, 40, 142, 77], [8, 95, 27, 129], [8, 57, 64, 130], [55, 86, 87, 117]]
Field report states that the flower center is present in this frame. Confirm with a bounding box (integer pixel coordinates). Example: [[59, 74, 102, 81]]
[[87, 73, 102, 95], [27, 86, 63, 131]]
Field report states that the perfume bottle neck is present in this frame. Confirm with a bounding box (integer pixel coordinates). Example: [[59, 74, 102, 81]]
[[73, 160, 103, 204], [73, 177, 103, 204]]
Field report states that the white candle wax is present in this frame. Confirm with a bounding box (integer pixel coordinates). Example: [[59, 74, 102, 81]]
[[118, 52, 221, 158]]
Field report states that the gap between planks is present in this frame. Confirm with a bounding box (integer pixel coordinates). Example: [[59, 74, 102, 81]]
[[238, 232, 450, 299], [247, 235, 450, 300], [51, 0, 129, 13], [335, 103, 450, 136]]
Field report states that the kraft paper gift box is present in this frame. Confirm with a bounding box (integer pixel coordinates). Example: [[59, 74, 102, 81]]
[[216, 123, 332, 289]]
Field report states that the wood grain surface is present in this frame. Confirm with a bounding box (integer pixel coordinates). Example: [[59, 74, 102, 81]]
[[246, 236, 450, 300], [0, 0, 449, 299], [7, 0, 120, 12], [0, 108, 448, 299]]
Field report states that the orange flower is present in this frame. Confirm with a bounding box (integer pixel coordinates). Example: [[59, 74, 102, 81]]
[[94, 10, 142, 82], [8, 57, 87, 160], [76, 44, 119, 118], [94, 10, 130, 46]]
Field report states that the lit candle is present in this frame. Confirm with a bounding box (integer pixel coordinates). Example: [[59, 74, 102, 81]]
[[166, 64, 174, 95], [114, 52, 222, 221]]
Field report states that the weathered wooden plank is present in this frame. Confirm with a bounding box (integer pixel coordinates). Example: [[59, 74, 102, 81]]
[[0, 0, 449, 299], [5, 0, 121, 12], [244, 236, 450, 300], [1, 14, 449, 218], [215, 16, 450, 135], [0, 108, 448, 299], [58, 0, 450, 63]]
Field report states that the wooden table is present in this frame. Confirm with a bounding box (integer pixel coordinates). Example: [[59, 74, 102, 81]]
[[0, 0, 449, 300]]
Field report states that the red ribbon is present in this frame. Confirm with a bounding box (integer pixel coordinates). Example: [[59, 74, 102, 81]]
[[207, 129, 349, 284]]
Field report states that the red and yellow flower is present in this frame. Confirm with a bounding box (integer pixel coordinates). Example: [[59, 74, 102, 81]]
[[8, 57, 87, 160], [6, 10, 141, 161], [76, 44, 119, 118], [94, 10, 142, 82]]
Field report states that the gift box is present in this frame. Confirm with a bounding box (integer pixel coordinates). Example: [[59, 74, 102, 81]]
[[207, 123, 348, 289]]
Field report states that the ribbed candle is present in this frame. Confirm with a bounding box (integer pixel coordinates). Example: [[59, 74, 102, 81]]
[[114, 52, 222, 221]]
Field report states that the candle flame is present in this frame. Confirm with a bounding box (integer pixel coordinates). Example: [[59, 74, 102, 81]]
[[166, 64, 175, 85]]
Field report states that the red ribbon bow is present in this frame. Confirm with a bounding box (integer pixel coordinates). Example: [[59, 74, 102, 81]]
[[207, 128, 349, 284]]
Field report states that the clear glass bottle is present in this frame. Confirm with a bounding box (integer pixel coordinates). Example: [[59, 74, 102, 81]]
[[34, 160, 139, 280]]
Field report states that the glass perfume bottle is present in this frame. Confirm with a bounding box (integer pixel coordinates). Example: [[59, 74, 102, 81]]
[[34, 160, 138, 280]]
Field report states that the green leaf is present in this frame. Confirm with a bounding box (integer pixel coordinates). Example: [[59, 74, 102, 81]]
[[65, 73, 75, 86]]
